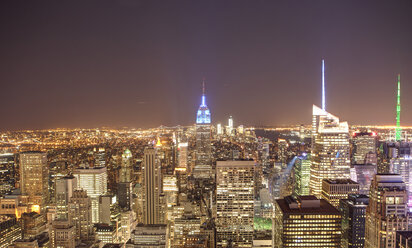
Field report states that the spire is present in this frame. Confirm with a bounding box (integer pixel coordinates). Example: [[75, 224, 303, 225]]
[[201, 78, 206, 106], [202, 77, 206, 95], [196, 78, 211, 124], [322, 59, 326, 111], [396, 74, 401, 141]]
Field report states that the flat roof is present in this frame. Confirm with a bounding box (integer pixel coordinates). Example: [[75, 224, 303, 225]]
[[323, 178, 358, 184], [276, 198, 340, 215]]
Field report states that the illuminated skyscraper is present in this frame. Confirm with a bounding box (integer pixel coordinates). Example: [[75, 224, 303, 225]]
[[389, 157, 412, 206], [217, 123, 223, 135], [273, 195, 342, 248], [365, 174, 409, 248], [69, 189, 94, 242], [339, 194, 369, 248], [55, 175, 77, 220], [142, 147, 162, 225], [119, 149, 133, 210], [352, 131, 377, 165], [293, 153, 311, 196], [120, 149, 133, 182], [19, 151, 48, 212], [321, 179, 359, 208], [73, 166, 108, 223], [215, 160, 254, 247], [310, 105, 351, 197], [194, 80, 212, 179], [227, 116, 233, 136], [395, 74, 402, 141]]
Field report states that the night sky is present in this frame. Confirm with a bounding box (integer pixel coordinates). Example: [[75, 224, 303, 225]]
[[1, 1, 412, 130]]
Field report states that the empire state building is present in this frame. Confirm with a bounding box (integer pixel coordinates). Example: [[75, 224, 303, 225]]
[[193, 80, 212, 179]]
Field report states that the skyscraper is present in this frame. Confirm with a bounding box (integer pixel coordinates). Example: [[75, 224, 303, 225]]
[[215, 160, 254, 247], [293, 153, 311, 196], [310, 105, 351, 197], [352, 131, 377, 165], [55, 175, 77, 220], [321, 179, 360, 208], [390, 157, 412, 207], [73, 166, 108, 223], [227, 116, 233, 136], [19, 151, 48, 212], [340, 194, 369, 248], [273, 195, 342, 248], [194, 80, 212, 179], [142, 147, 162, 225], [365, 174, 409, 248], [119, 149, 133, 210], [69, 189, 94, 243]]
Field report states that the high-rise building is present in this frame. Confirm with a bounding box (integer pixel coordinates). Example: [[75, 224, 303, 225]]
[[217, 123, 223, 135], [273, 195, 342, 248], [69, 189, 94, 242], [321, 179, 360, 208], [389, 157, 412, 207], [215, 160, 254, 247], [55, 175, 77, 220], [194, 80, 212, 179], [177, 142, 188, 172], [396, 231, 412, 248], [142, 147, 162, 225], [352, 164, 377, 195], [310, 105, 351, 197], [73, 166, 108, 223], [95, 223, 117, 244], [352, 131, 377, 165], [365, 174, 409, 248], [21, 212, 47, 239], [339, 194, 369, 248], [19, 151, 48, 212], [172, 214, 201, 247], [126, 224, 167, 248], [227, 116, 233, 136], [50, 220, 76, 248], [94, 147, 106, 167], [0, 153, 17, 195], [293, 153, 311, 196], [0, 216, 22, 247], [120, 149, 133, 183], [119, 149, 133, 210]]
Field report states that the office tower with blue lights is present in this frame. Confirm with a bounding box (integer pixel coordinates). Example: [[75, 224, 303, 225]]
[[293, 153, 311, 196], [194, 81, 212, 179], [365, 174, 409, 248]]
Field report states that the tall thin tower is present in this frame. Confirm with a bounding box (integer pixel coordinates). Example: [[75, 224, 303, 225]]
[[194, 78, 212, 179], [322, 59, 326, 110], [395, 74, 401, 141]]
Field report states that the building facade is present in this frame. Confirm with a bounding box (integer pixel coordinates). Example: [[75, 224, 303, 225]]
[[273, 195, 342, 248], [365, 174, 409, 248], [216, 160, 254, 247]]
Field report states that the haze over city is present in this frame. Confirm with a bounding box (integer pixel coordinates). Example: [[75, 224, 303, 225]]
[[1, 0, 412, 130]]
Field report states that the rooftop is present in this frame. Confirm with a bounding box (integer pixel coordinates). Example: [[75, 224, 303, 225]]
[[276, 195, 340, 215], [323, 179, 358, 185]]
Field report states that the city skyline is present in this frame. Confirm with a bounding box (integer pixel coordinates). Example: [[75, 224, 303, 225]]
[[1, 1, 412, 130]]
